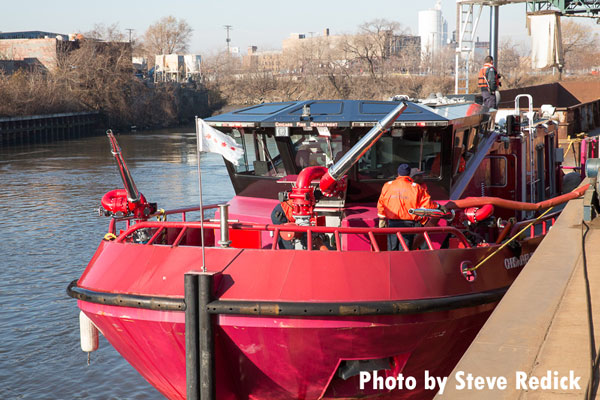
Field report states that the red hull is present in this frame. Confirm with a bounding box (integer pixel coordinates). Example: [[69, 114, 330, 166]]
[[76, 237, 542, 399]]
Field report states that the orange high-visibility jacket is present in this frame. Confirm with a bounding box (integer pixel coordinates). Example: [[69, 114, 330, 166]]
[[477, 62, 500, 90], [280, 200, 296, 223], [377, 176, 438, 221]]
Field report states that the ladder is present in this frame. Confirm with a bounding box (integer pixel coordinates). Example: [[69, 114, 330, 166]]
[[454, 2, 483, 94]]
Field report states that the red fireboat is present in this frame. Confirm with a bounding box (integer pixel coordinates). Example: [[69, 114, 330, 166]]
[[68, 98, 587, 399]]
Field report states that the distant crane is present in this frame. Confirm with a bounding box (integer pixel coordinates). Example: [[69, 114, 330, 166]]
[[454, 0, 600, 94]]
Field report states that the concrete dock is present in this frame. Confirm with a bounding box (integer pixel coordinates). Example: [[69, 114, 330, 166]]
[[437, 184, 600, 399]]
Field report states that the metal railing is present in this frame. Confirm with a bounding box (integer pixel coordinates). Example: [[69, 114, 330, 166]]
[[108, 204, 220, 234], [107, 204, 559, 251], [509, 210, 561, 238], [109, 210, 471, 252]]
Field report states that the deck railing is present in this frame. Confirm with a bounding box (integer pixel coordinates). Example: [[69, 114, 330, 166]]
[[106, 204, 558, 252], [509, 210, 560, 238]]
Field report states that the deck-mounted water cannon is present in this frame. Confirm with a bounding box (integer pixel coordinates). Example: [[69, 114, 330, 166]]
[[99, 130, 157, 219], [288, 102, 408, 225]]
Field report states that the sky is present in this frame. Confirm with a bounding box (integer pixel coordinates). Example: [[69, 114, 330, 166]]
[[2, 0, 599, 55]]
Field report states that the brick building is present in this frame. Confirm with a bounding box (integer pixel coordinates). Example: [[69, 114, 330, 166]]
[[0, 35, 74, 72]]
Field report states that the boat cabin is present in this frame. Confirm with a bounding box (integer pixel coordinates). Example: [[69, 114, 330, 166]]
[[206, 100, 491, 203], [206, 100, 496, 204], [207, 99, 562, 230]]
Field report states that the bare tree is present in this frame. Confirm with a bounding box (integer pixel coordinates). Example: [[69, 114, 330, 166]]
[[144, 16, 193, 55], [561, 19, 598, 72], [341, 19, 405, 81], [85, 23, 127, 42]]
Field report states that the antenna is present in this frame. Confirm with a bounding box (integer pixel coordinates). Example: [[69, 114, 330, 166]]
[[224, 25, 232, 53]]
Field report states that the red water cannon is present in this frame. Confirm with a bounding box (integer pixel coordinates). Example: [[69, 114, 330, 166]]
[[98, 130, 157, 219], [99, 189, 156, 219], [289, 102, 407, 223], [287, 166, 345, 224]]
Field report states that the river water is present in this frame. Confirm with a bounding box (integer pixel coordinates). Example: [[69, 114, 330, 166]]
[[0, 129, 234, 399]]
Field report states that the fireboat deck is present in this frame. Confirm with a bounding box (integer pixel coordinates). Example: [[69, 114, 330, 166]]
[[439, 188, 600, 399]]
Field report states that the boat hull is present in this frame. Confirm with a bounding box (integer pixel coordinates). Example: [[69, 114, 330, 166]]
[[73, 236, 542, 399], [80, 301, 496, 399]]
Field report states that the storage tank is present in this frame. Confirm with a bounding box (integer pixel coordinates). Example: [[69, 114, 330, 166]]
[[418, 1, 444, 57], [184, 54, 202, 76]]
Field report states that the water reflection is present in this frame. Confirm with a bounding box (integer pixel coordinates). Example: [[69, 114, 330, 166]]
[[0, 128, 234, 399]]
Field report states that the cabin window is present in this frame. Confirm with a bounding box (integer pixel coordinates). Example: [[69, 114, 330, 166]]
[[233, 130, 285, 177], [455, 129, 469, 149], [291, 134, 344, 169], [453, 130, 469, 175], [357, 129, 443, 180], [485, 156, 507, 187], [467, 126, 486, 156]]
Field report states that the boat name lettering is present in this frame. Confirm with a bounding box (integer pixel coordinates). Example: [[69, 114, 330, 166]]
[[504, 253, 532, 270], [293, 122, 338, 128], [310, 122, 338, 127]]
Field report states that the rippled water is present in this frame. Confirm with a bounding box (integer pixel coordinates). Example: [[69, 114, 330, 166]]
[[0, 129, 234, 399]]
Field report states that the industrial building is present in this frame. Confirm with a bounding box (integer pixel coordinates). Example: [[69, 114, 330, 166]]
[[0, 31, 135, 77], [154, 54, 202, 83], [0, 31, 67, 40], [243, 27, 421, 74], [0, 33, 75, 72]]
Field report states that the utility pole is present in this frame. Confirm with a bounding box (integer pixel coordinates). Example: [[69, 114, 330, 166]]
[[125, 28, 134, 43], [224, 25, 232, 54]]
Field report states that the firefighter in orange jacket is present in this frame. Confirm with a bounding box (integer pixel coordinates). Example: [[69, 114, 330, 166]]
[[377, 164, 441, 250], [478, 55, 501, 109]]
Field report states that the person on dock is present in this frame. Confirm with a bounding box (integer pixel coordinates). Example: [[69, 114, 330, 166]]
[[478, 55, 501, 109], [377, 164, 439, 251]]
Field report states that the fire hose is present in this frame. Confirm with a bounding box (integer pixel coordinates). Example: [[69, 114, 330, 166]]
[[445, 184, 590, 211]]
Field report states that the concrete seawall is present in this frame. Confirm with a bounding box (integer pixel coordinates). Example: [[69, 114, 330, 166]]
[[0, 111, 101, 147]]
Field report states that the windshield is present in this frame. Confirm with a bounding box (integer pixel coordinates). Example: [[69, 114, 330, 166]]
[[291, 134, 344, 169], [232, 130, 285, 177], [357, 128, 443, 180]]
